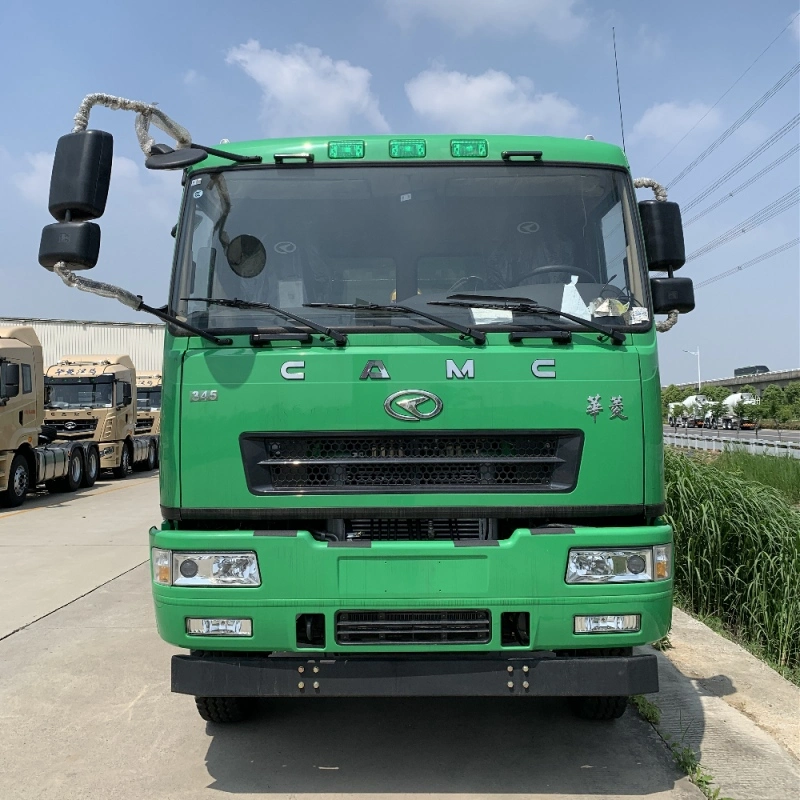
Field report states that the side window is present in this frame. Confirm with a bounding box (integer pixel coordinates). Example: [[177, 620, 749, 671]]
[[600, 202, 627, 278], [22, 364, 32, 394], [115, 382, 128, 406]]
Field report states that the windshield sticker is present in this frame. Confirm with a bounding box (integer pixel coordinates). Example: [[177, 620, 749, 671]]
[[471, 307, 513, 325], [516, 221, 540, 234], [628, 307, 650, 324], [191, 177, 202, 186], [400, 193, 412, 202], [192, 189, 203, 199], [589, 297, 629, 318], [274, 241, 297, 254], [278, 280, 304, 307]]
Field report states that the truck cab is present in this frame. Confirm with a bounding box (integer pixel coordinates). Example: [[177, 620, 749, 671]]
[[136, 371, 162, 437], [44, 355, 153, 476]]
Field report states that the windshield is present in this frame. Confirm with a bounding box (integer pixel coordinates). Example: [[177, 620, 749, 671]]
[[137, 388, 162, 410], [45, 377, 113, 409], [173, 164, 649, 333]]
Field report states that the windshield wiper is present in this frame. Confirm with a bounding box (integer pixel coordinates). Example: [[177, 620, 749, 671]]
[[429, 293, 626, 345], [142, 302, 231, 346], [188, 297, 347, 346], [303, 303, 486, 345]]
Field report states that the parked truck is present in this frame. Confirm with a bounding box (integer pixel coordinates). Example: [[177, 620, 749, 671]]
[[0, 326, 100, 507], [44, 355, 159, 476], [39, 102, 696, 723], [136, 370, 162, 440]]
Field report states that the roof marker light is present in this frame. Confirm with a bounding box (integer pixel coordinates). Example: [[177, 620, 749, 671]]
[[328, 140, 365, 159], [389, 139, 426, 158], [451, 139, 488, 158]]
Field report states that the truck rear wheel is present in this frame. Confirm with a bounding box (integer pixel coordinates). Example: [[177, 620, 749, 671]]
[[570, 695, 628, 720], [49, 450, 84, 493], [194, 696, 252, 724], [112, 443, 131, 479], [135, 441, 157, 472], [82, 447, 99, 488], [0, 453, 30, 507]]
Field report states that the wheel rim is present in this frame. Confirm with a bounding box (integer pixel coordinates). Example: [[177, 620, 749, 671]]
[[123, 448, 130, 471], [70, 455, 81, 482], [88, 451, 98, 478], [13, 464, 29, 496]]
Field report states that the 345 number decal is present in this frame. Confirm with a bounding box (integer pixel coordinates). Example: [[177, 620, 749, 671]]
[[190, 390, 218, 402]]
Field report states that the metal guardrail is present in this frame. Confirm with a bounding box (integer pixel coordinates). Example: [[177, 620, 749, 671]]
[[664, 432, 800, 459]]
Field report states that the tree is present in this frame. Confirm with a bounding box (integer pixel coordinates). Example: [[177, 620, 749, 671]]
[[784, 382, 800, 419], [701, 385, 729, 402], [661, 384, 684, 418], [759, 385, 786, 419], [740, 384, 757, 396]]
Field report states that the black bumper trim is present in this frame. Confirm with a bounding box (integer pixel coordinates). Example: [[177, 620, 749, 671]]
[[171, 652, 658, 697], [162, 504, 664, 522]]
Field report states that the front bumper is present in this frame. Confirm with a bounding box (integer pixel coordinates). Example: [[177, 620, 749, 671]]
[[172, 651, 658, 697], [151, 524, 673, 654]]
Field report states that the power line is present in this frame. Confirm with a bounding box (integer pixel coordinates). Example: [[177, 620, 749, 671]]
[[682, 115, 800, 211], [649, 11, 800, 172], [695, 238, 799, 288], [666, 61, 800, 189], [686, 187, 799, 261], [684, 144, 800, 226]]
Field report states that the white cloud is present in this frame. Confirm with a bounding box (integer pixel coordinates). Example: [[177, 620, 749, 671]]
[[405, 67, 580, 134], [791, 12, 800, 40], [631, 102, 722, 145], [226, 41, 389, 136], [386, 0, 587, 41], [183, 69, 202, 86]]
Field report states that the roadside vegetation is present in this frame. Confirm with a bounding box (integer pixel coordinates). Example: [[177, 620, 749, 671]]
[[712, 450, 800, 506], [663, 449, 800, 683]]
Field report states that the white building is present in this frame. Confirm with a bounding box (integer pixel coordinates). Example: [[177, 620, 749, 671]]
[[0, 317, 165, 371]]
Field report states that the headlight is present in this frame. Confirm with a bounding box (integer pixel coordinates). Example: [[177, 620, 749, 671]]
[[566, 545, 672, 584], [150, 549, 261, 586]]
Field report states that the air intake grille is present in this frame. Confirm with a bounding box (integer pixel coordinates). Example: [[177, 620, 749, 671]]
[[136, 417, 155, 433], [336, 610, 491, 645], [49, 418, 98, 437], [347, 518, 484, 541], [240, 431, 581, 495]]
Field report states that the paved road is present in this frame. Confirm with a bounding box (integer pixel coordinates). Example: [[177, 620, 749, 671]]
[[663, 425, 800, 443], [0, 480, 706, 799]]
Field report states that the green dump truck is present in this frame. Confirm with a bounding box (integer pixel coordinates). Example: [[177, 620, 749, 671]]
[[39, 104, 695, 723]]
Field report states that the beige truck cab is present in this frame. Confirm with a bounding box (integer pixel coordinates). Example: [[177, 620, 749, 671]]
[[1, 328, 100, 507], [136, 370, 162, 438], [44, 355, 158, 477]]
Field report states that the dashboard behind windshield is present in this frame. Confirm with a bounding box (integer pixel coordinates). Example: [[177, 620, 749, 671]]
[[173, 164, 649, 333], [45, 377, 114, 409]]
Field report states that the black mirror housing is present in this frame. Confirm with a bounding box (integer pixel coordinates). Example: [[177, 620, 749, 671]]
[[123, 383, 132, 406], [651, 277, 695, 314], [39, 221, 101, 270], [49, 130, 113, 222], [639, 200, 686, 271], [145, 145, 208, 170]]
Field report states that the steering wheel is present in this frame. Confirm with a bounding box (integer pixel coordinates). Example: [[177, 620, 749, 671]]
[[512, 265, 596, 285]]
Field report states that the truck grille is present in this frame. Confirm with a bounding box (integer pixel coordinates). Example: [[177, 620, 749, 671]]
[[336, 610, 491, 645], [241, 431, 581, 495], [49, 418, 98, 438], [136, 417, 155, 433], [347, 518, 484, 541]]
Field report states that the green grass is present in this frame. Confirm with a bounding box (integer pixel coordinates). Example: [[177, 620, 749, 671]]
[[664, 449, 800, 673], [712, 450, 800, 506]]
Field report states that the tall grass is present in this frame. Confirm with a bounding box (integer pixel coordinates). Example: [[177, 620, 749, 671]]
[[713, 450, 800, 506], [664, 449, 800, 673]]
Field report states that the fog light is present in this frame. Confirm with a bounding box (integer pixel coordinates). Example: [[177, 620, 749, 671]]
[[574, 614, 641, 634], [186, 618, 252, 636]]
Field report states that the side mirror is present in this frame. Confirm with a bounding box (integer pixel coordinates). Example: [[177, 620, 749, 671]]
[[39, 221, 101, 270], [651, 277, 695, 314], [122, 383, 132, 407], [639, 200, 685, 271], [1, 363, 20, 398], [48, 130, 113, 222]]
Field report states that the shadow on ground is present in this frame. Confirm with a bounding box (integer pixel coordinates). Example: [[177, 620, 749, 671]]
[[204, 694, 694, 795]]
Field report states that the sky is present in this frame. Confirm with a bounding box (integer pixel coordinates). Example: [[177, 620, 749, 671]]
[[1, 0, 798, 385]]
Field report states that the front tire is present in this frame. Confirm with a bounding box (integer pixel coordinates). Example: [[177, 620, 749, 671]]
[[571, 695, 628, 720], [112, 443, 132, 479], [194, 696, 252, 724], [0, 453, 31, 508]]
